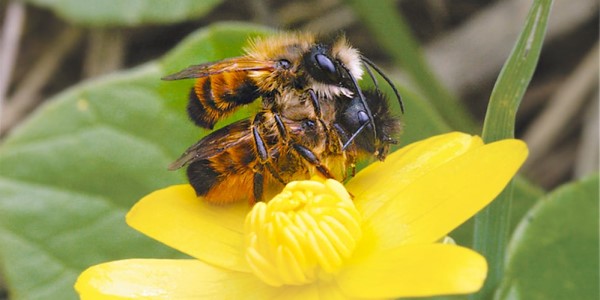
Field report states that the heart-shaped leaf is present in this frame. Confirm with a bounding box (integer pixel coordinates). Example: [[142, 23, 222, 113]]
[[497, 173, 599, 300]]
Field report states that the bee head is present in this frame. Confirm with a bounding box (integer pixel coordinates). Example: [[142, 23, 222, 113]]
[[302, 35, 363, 94], [303, 45, 347, 86], [338, 90, 402, 161]]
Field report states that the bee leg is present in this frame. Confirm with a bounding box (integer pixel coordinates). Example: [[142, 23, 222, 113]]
[[252, 113, 286, 187], [307, 89, 322, 118], [333, 123, 351, 145], [333, 122, 357, 180], [292, 143, 334, 179], [307, 89, 331, 146], [273, 113, 288, 142], [252, 169, 264, 204]]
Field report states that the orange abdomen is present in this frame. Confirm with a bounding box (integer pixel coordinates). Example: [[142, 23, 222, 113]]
[[188, 72, 260, 129]]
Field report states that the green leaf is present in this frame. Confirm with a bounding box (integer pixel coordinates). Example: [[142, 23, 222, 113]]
[[0, 66, 186, 300], [496, 173, 599, 300], [23, 0, 222, 26], [471, 0, 553, 298], [396, 85, 450, 144], [0, 22, 272, 300]]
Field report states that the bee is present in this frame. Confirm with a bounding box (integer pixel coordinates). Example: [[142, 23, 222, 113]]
[[162, 32, 403, 147], [169, 90, 400, 204], [336, 90, 402, 162]]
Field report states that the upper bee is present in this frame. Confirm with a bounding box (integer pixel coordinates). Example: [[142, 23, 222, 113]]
[[244, 32, 364, 99], [162, 32, 376, 130]]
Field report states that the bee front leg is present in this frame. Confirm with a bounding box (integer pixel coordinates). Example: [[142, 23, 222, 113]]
[[307, 89, 331, 146], [307, 89, 322, 118], [273, 113, 288, 143], [333, 122, 357, 179], [291, 143, 334, 179]]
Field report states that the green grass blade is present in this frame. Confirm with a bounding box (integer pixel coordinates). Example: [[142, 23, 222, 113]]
[[344, 0, 477, 132], [481, 2, 553, 142], [471, 0, 554, 299]]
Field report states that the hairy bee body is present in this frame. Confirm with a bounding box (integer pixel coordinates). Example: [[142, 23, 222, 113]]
[[174, 105, 348, 204], [164, 32, 365, 129], [165, 32, 404, 204], [187, 67, 260, 128], [170, 90, 399, 204]]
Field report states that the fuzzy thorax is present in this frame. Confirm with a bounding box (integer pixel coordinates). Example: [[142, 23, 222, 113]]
[[244, 32, 364, 99]]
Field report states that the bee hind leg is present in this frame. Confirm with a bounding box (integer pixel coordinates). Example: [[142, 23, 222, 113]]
[[251, 113, 286, 202], [252, 161, 289, 203], [252, 170, 263, 204]]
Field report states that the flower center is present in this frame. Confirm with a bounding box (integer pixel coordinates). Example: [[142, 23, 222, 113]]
[[244, 178, 362, 287]]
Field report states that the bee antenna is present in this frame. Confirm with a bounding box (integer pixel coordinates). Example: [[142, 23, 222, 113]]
[[361, 60, 380, 91], [361, 56, 404, 114], [339, 63, 377, 141], [342, 120, 370, 151]]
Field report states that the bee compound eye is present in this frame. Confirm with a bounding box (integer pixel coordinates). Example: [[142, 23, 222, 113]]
[[277, 59, 292, 69], [357, 111, 370, 125], [315, 54, 336, 75], [302, 119, 316, 130]]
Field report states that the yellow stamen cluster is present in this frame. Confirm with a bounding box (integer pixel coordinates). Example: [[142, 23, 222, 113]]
[[244, 179, 362, 287]]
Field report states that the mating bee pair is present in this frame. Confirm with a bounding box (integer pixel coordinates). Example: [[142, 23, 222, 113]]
[[164, 32, 402, 204]]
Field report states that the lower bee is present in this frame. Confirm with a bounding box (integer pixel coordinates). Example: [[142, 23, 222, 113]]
[[169, 110, 340, 204], [336, 90, 402, 161], [169, 90, 400, 204]]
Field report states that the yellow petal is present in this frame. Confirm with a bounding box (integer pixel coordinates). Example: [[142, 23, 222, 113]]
[[126, 185, 250, 272], [362, 139, 528, 248], [347, 132, 483, 219], [274, 282, 352, 300], [337, 244, 487, 298], [75, 259, 276, 299]]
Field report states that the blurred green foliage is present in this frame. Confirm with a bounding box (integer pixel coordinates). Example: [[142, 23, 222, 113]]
[[23, 0, 223, 26], [0, 0, 597, 299]]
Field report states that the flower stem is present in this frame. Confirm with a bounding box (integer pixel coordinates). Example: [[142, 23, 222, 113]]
[[471, 0, 553, 298]]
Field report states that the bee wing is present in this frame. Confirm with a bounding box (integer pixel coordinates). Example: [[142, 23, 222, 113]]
[[168, 120, 252, 170], [162, 57, 275, 80]]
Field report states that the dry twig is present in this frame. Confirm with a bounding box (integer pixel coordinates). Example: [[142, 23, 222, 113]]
[[0, 1, 26, 129], [277, 0, 340, 27], [1, 26, 83, 136], [523, 42, 599, 169], [574, 92, 599, 178], [424, 0, 598, 95], [83, 28, 125, 78], [301, 6, 356, 35]]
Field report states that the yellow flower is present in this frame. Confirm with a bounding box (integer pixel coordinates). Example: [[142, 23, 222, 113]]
[[75, 132, 528, 299]]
